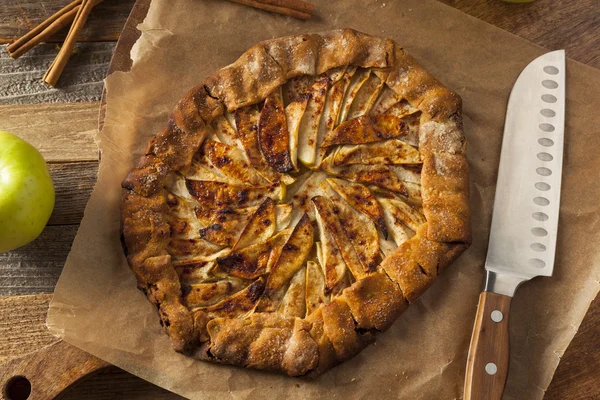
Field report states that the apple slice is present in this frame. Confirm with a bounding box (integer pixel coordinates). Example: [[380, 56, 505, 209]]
[[204, 139, 268, 186], [233, 106, 294, 185], [389, 165, 422, 184], [198, 216, 250, 247], [265, 213, 313, 290], [185, 180, 284, 209], [167, 238, 229, 262], [165, 192, 203, 239], [210, 115, 243, 148], [217, 228, 292, 280], [328, 194, 380, 272], [378, 198, 426, 232], [173, 261, 216, 282], [320, 157, 408, 196], [233, 198, 276, 250], [321, 114, 408, 148], [278, 266, 307, 318], [336, 68, 370, 124], [258, 87, 293, 172], [275, 203, 293, 231], [305, 260, 328, 316], [379, 234, 398, 257], [203, 278, 266, 317], [326, 178, 387, 238], [185, 161, 229, 183], [370, 86, 401, 115], [314, 208, 347, 292], [379, 201, 410, 246], [285, 98, 309, 170], [387, 165, 423, 205], [384, 99, 420, 119], [182, 277, 245, 308], [311, 196, 366, 280], [332, 139, 421, 166], [314, 67, 354, 166], [286, 170, 329, 221], [297, 77, 329, 166], [283, 75, 315, 104], [399, 111, 422, 147], [346, 71, 388, 120], [195, 203, 290, 248], [256, 214, 313, 311]]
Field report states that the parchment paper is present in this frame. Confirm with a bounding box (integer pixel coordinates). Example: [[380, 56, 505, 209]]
[[47, 0, 600, 398]]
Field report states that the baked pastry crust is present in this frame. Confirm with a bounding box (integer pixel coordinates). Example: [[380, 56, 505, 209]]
[[121, 28, 471, 377]]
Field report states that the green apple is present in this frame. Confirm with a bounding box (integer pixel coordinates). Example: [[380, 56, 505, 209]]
[[0, 131, 55, 252]]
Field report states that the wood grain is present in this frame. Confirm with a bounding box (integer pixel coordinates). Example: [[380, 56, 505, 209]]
[[0, 43, 114, 103], [0, 0, 136, 44], [545, 294, 600, 400], [0, 226, 78, 296], [60, 367, 184, 400], [439, 0, 600, 70], [0, 294, 57, 364], [0, 340, 110, 400], [48, 161, 98, 225], [0, 102, 99, 162], [464, 292, 512, 400], [0, 295, 181, 399]]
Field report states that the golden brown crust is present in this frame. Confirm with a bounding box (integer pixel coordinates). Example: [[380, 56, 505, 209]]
[[120, 28, 471, 376]]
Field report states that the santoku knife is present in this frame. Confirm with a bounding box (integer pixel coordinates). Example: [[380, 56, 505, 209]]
[[464, 50, 566, 400]]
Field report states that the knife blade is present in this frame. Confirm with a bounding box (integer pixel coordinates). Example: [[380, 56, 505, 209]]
[[464, 50, 566, 400]]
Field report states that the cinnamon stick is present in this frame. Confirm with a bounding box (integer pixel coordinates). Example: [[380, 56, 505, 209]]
[[227, 0, 312, 20], [257, 0, 314, 14], [7, 0, 105, 59], [7, 0, 81, 57], [43, 0, 96, 87]]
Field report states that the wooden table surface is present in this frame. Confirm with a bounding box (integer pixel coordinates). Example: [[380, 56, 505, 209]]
[[0, 0, 598, 398]]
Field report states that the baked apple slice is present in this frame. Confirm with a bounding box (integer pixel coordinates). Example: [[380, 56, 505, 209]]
[[285, 98, 309, 170], [186, 180, 284, 209], [297, 77, 329, 166], [278, 267, 307, 318], [233, 106, 294, 184], [326, 178, 387, 237], [314, 67, 354, 165], [370, 86, 401, 115], [182, 277, 246, 309], [346, 71, 388, 120], [217, 229, 292, 280], [305, 260, 328, 316], [321, 114, 408, 148], [321, 156, 408, 196], [311, 196, 366, 280], [258, 88, 293, 172], [336, 68, 371, 124], [233, 198, 276, 250], [204, 139, 268, 186], [332, 139, 421, 166], [378, 198, 426, 232], [314, 209, 347, 292], [257, 214, 313, 311]]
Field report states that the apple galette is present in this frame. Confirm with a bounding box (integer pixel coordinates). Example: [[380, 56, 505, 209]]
[[121, 29, 471, 377]]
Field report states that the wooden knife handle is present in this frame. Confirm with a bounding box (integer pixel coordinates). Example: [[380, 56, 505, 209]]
[[464, 291, 512, 400], [0, 340, 110, 400]]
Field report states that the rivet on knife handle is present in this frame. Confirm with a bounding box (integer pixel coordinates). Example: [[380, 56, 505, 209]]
[[464, 291, 512, 400]]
